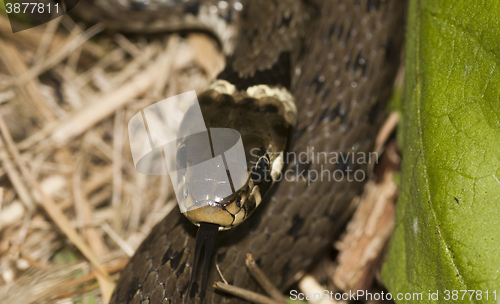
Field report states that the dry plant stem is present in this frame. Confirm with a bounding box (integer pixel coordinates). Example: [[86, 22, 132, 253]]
[[16, 212, 32, 252], [369, 111, 399, 175], [18, 51, 157, 150], [215, 262, 228, 284], [107, 46, 157, 89], [85, 131, 137, 175], [373, 112, 399, 154], [30, 259, 128, 303], [0, 200, 25, 231], [53, 283, 101, 300], [101, 223, 135, 257], [87, 185, 112, 208], [83, 198, 116, 303], [0, 16, 105, 60], [152, 36, 180, 98], [0, 90, 15, 104], [333, 171, 397, 291], [214, 282, 284, 304], [0, 39, 56, 121], [112, 109, 125, 231], [0, 138, 35, 210], [33, 18, 62, 65], [71, 154, 115, 303], [15, 23, 105, 86], [130, 172, 147, 233], [114, 34, 150, 64], [30, 37, 175, 148], [58, 167, 113, 211], [18, 59, 156, 149], [72, 48, 126, 91], [65, 41, 84, 81], [0, 115, 111, 281], [20, 252, 49, 269], [245, 254, 288, 304]]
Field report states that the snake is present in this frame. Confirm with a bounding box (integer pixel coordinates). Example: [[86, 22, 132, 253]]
[[74, 0, 406, 303]]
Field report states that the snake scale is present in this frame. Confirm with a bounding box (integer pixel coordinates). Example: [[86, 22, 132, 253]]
[[75, 0, 406, 303]]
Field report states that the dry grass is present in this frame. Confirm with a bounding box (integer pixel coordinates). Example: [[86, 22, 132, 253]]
[[0, 14, 222, 304], [0, 14, 400, 304]]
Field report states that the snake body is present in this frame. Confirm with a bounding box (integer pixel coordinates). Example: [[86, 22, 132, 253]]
[[76, 0, 407, 303]]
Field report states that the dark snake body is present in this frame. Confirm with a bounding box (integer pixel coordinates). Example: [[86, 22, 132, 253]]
[[81, 0, 407, 303]]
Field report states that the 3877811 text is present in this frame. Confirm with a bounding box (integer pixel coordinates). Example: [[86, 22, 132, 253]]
[[431, 290, 496, 301], [5, 2, 59, 14]]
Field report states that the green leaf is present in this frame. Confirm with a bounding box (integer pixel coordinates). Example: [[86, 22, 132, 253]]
[[382, 0, 500, 303], [53, 248, 79, 265], [1, 0, 7, 14], [75, 294, 98, 304]]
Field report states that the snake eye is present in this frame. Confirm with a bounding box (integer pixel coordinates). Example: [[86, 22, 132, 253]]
[[177, 144, 187, 169], [251, 155, 270, 184]]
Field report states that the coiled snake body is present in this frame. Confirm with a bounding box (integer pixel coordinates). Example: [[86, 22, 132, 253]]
[[76, 0, 406, 303]]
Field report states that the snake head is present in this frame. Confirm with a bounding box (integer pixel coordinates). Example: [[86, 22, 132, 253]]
[[176, 82, 295, 231], [178, 128, 274, 230]]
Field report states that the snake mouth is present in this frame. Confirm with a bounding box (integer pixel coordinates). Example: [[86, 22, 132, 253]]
[[183, 183, 251, 230], [187, 222, 220, 304]]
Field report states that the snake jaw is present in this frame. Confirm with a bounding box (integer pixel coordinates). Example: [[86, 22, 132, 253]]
[[184, 204, 236, 228], [186, 222, 220, 304], [183, 184, 252, 229]]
